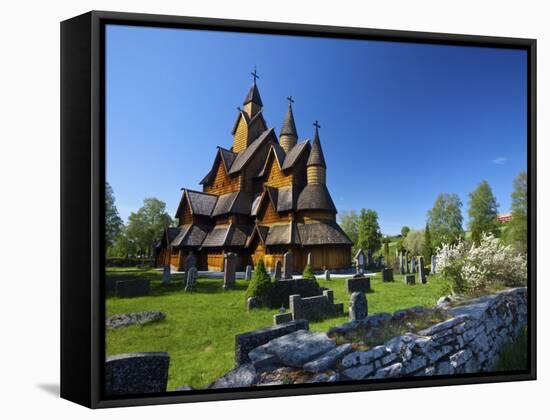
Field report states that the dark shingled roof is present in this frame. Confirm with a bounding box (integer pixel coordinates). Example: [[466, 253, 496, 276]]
[[218, 147, 237, 171], [226, 224, 252, 247], [277, 186, 295, 212], [199, 170, 213, 185], [307, 127, 327, 168], [256, 144, 286, 178], [243, 82, 263, 106], [297, 183, 336, 212], [280, 104, 298, 138], [245, 224, 270, 247], [265, 224, 292, 246], [211, 191, 253, 216], [171, 224, 210, 247], [297, 221, 353, 246], [228, 128, 274, 175], [186, 190, 218, 216], [163, 227, 180, 246], [201, 225, 231, 248], [282, 140, 310, 170]]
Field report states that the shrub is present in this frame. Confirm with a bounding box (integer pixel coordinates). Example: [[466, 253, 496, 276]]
[[245, 259, 273, 306], [302, 264, 316, 280], [435, 233, 527, 293]]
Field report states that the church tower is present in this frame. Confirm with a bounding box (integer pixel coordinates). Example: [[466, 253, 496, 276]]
[[306, 121, 327, 184], [279, 96, 298, 153], [242, 67, 263, 119]]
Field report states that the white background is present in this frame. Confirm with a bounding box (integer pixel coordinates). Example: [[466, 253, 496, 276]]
[[0, 0, 547, 418]]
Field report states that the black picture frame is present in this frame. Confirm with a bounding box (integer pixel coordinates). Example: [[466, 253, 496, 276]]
[[60, 10, 537, 409]]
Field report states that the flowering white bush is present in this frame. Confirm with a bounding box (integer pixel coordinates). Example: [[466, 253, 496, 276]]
[[435, 233, 527, 293]]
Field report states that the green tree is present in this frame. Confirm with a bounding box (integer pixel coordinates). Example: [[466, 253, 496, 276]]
[[427, 193, 464, 248], [468, 180, 500, 244], [401, 226, 411, 237], [396, 226, 410, 252], [357, 209, 382, 257], [383, 236, 390, 261], [339, 210, 359, 254], [302, 264, 317, 280], [423, 224, 433, 261], [245, 259, 273, 305], [105, 182, 123, 249], [403, 229, 425, 256], [126, 198, 172, 258], [504, 171, 528, 254]]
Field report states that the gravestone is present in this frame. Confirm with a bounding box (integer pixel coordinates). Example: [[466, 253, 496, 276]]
[[349, 292, 368, 321], [223, 252, 237, 289], [282, 251, 293, 280], [381, 267, 394, 282], [115, 278, 150, 298], [185, 267, 197, 292], [405, 252, 410, 273], [398, 252, 405, 274], [411, 256, 416, 273], [162, 264, 171, 286], [273, 260, 282, 281], [367, 250, 374, 268], [418, 256, 427, 284], [185, 251, 197, 271], [354, 249, 367, 275], [404, 274, 415, 285], [273, 312, 293, 325], [325, 270, 331, 281], [245, 265, 252, 281], [105, 352, 170, 395], [289, 290, 343, 322], [431, 255, 437, 275], [247, 296, 260, 311], [346, 276, 371, 293]]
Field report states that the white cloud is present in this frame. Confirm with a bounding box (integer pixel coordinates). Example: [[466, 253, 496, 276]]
[[491, 157, 508, 165]]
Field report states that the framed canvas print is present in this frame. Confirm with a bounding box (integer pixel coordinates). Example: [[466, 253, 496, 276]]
[[60, 11, 536, 408]]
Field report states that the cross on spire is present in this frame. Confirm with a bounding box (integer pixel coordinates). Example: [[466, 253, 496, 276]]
[[313, 120, 321, 129], [286, 96, 294, 106], [251, 66, 259, 83]]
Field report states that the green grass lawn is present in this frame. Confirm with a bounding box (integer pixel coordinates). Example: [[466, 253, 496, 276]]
[[106, 269, 451, 390]]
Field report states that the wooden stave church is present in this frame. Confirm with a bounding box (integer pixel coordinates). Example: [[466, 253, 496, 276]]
[[155, 75, 352, 273]]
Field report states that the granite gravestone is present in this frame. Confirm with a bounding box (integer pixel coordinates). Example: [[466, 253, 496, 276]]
[[185, 267, 197, 292], [273, 260, 282, 281], [354, 249, 367, 275], [223, 252, 237, 289], [282, 251, 293, 280], [325, 270, 331, 281], [349, 292, 368, 321], [411, 256, 416, 273], [431, 255, 437, 275], [404, 274, 415, 285], [418, 256, 427, 284], [245, 265, 252, 281], [162, 264, 171, 286], [105, 352, 170, 395], [381, 267, 394, 282]]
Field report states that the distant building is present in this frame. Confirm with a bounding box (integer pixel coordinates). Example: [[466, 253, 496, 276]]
[[497, 213, 513, 223], [154, 71, 352, 272]]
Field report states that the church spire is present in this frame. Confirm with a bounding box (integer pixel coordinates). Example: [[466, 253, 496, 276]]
[[242, 66, 263, 118], [280, 96, 298, 153], [307, 121, 327, 184]]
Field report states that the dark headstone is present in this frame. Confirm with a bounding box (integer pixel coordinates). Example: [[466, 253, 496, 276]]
[[273, 312, 293, 325], [381, 267, 394, 282], [411, 256, 416, 273], [346, 276, 371, 293], [273, 260, 282, 281], [404, 274, 415, 285], [105, 352, 169, 395], [282, 251, 293, 280], [162, 264, 171, 286], [289, 290, 343, 322], [235, 320, 309, 366], [185, 267, 197, 292], [325, 270, 331, 281], [247, 296, 260, 311], [115, 278, 150, 298], [223, 252, 237, 289], [354, 249, 366, 274], [349, 292, 368, 321], [245, 265, 252, 281], [418, 256, 427, 283]]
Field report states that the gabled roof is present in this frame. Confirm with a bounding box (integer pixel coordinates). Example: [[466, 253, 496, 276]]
[[256, 143, 286, 178], [282, 140, 310, 170], [265, 223, 302, 246], [243, 82, 263, 106], [201, 224, 252, 248], [211, 191, 253, 216], [228, 128, 274, 175], [297, 221, 353, 246], [175, 189, 218, 218], [199, 147, 238, 186], [307, 127, 327, 168], [231, 109, 266, 136], [171, 224, 210, 248], [245, 224, 270, 248], [297, 183, 336, 213], [280, 104, 298, 138]]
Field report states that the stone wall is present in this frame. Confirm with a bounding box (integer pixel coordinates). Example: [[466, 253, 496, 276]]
[[232, 287, 527, 386]]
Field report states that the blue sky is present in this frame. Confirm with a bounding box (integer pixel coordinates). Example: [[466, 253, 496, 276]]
[[106, 24, 527, 235]]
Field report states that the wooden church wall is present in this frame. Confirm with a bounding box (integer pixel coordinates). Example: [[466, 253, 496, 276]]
[[232, 116, 249, 153], [264, 153, 292, 189]]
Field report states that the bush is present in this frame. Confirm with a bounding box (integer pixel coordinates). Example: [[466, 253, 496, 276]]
[[435, 233, 527, 293], [302, 264, 316, 280], [245, 259, 273, 306]]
